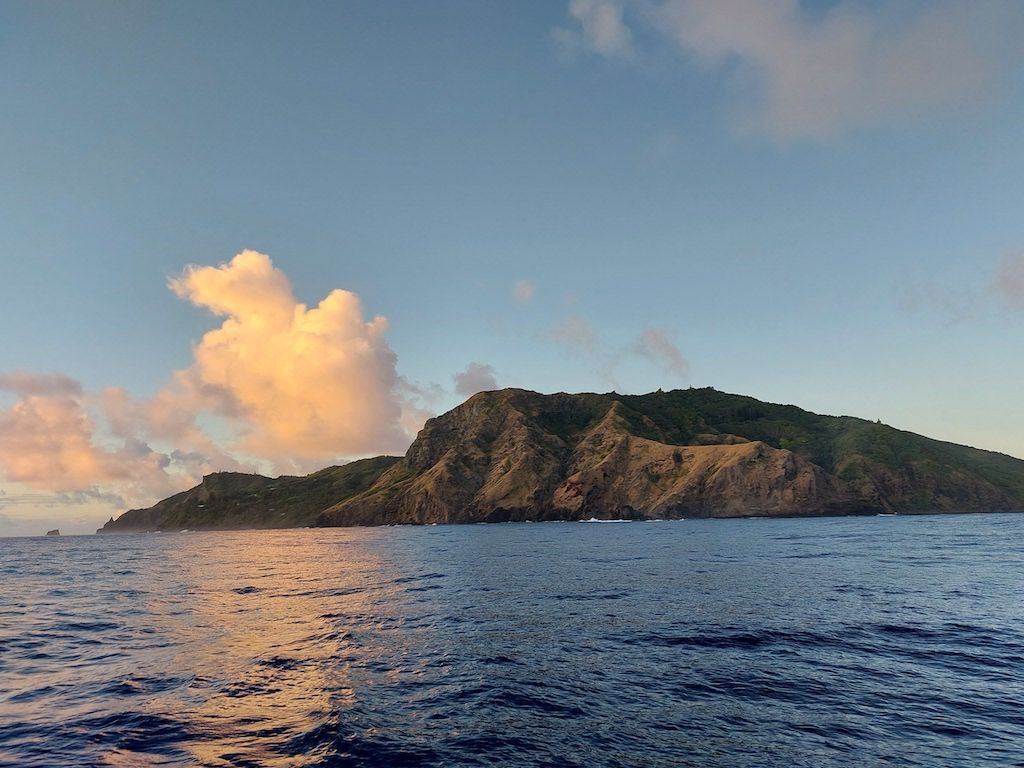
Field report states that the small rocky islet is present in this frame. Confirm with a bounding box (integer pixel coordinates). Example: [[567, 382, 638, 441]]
[[98, 387, 1024, 533]]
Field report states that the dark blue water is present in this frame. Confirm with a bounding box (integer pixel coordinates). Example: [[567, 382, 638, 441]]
[[2, 515, 1024, 767]]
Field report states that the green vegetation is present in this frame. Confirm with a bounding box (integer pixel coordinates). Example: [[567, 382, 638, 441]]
[[836, 422, 1024, 500], [100, 456, 401, 532], [527, 392, 612, 444]]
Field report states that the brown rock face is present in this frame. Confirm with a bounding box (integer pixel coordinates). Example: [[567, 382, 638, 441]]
[[316, 388, 1024, 526], [549, 411, 857, 519]]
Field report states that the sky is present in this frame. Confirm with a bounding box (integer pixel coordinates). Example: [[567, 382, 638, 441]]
[[1, 0, 1023, 535]]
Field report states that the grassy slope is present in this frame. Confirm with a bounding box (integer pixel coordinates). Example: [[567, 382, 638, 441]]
[[618, 389, 1024, 506], [103, 456, 401, 531], [452, 388, 1024, 509]]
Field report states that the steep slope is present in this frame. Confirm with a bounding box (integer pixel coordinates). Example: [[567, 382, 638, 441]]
[[616, 389, 1024, 512], [97, 456, 400, 533], [99, 388, 1024, 532], [316, 389, 1024, 525]]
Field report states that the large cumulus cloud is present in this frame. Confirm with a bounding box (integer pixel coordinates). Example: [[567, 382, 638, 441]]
[[0, 251, 424, 510], [168, 250, 411, 466]]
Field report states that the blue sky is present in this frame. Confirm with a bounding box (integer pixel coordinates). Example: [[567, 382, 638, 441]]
[[1, 1, 1023, 534]]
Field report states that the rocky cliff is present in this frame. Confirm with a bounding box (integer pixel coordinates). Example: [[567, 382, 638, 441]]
[[98, 388, 1024, 532], [317, 388, 1024, 525]]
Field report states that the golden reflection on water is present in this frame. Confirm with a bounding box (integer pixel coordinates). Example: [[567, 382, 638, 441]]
[[103, 530, 418, 767]]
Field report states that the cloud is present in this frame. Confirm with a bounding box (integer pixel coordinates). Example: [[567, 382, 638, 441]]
[[993, 252, 1024, 310], [555, 0, 634, 58], [512, 279, 536, 303], [561, 0, 1023, 139], [543, 316, 689, 387], [168, 250, 414, 467], [394, 377, 444, 437], [643, 127, 686, 163], [633, 327, 689, 381], [99, 383, 251, 478], [898, 282, 979, 326], [0, 250, 431, 513], [0, 380, 184, 504], [545, 315, 599, 354], [901, 251, 1024, 323], [0, 371, 83, 397], [453, 363, 499, 397]]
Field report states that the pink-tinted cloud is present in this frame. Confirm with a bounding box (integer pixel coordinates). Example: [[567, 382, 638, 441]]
[[0, 371, 83, 397], [544, 316, 689, 387], [563, 0, 1022, 139], [545, 315, 599, 354], [993, 252, 1024, 310], [0, 381, 186, 504], [512, 279, 536, 303], [633, 327, 689, 381], [453, 363, 499, 397], [900, 251, 1024, 323]]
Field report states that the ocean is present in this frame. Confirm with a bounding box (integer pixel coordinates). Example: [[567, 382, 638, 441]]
[[1, 515, 1023, 767]]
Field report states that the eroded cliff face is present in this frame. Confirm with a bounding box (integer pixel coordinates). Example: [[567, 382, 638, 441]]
[[317, 388, 1021, 526], [100, 388, 1024, 532], [548, 404, 860, 519]]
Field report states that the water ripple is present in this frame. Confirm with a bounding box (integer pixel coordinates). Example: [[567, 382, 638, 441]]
[[2, 515, 1024, 766]]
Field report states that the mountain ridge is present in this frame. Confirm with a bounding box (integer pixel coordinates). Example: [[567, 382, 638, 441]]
[[98, 387, 1024, 532]]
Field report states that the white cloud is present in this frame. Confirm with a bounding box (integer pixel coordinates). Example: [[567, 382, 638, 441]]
[[0, 250, 431, 513], [555, 0, 634, 58], [453, 362, 499, 398], [561, 0, 1023, 139], [513, 279, 536, 303]]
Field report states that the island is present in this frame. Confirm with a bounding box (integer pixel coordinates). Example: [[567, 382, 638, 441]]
[[45, 529, 60, 536], [98, 387, 1024, 533]]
